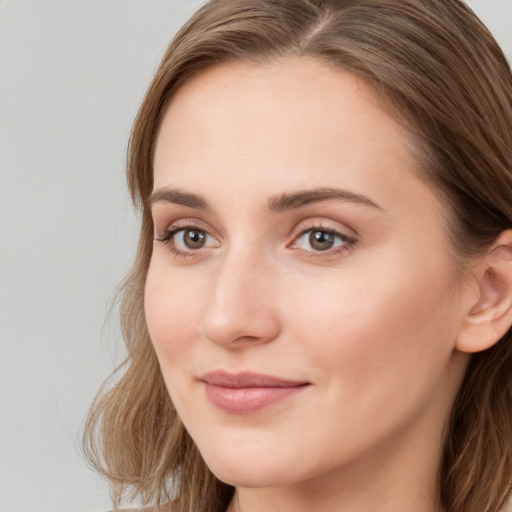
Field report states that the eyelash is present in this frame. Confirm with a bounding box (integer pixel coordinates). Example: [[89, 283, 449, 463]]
[[155, 223, 214, 259], [155, 222, 357, 259], [290, 223, 357, 258]]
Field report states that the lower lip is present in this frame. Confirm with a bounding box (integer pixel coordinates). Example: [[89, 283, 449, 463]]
[[204, 383, 308, 414]]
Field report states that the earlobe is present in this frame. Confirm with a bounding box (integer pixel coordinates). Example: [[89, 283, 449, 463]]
[[456, 230, 512, 354]]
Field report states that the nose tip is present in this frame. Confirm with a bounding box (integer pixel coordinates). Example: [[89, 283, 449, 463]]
[[199, 259, 280, 348], [201, 303, 279, 347]]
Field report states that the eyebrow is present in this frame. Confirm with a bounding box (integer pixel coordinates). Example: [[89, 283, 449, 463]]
[[148, 188, 210, 210], [148, 186, 382, 212], [267, 187, 382, 212]]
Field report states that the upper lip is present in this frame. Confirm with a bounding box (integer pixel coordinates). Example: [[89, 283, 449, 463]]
[[199, 370, 310, 388]]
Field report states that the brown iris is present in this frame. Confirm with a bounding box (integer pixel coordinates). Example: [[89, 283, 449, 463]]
[[182, 229, 206, 249], [309, 230, 335, 251]]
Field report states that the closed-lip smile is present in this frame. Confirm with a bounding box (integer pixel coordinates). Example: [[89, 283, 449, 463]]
[[199, 370, 311, 414]]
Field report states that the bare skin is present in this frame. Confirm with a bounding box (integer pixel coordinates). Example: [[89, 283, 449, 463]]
[[145, 57, 512, 512]]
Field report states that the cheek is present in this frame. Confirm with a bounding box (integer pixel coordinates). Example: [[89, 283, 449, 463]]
[[144, 264, 210, 422], [281, 247, 460, 398], [144, 262, 203, 362]]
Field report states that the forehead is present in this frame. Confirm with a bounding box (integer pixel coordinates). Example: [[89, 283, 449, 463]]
[[152, 57, 437, 217], [158, 57, 399, 152]]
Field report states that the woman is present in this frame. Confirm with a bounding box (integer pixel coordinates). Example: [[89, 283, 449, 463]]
[[84, 1, 512, 511]]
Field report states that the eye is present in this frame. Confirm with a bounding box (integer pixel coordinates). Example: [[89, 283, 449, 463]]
[[292, 227, 354, 253], [175, 228, 209, 250], [156, 224, 219, 256]]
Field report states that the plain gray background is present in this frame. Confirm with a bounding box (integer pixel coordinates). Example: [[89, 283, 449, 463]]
[[1, 1, 511, 511]]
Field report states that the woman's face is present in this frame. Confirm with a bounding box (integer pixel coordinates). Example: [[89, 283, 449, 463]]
[[146, 58, 469, 490]]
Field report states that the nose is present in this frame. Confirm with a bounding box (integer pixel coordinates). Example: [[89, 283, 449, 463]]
[[199, 249, 281, 348]]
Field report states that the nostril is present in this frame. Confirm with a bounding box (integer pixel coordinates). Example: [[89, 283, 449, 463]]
[[200, 302, 280, 348]]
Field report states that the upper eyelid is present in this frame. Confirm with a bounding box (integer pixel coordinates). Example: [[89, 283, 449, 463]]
[[291, 227, 356, 248], [290, 218, 358, 240], [150, 202, 221, 232], [296, 227, 348, 239], [155, 218, 215, 236], [155, 225, 219, 256]]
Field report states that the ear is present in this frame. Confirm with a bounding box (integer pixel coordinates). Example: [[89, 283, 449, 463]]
[[456, 230, 512, 354]]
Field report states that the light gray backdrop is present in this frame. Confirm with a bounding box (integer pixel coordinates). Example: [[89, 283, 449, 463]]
[[1, 1, 511, 511]]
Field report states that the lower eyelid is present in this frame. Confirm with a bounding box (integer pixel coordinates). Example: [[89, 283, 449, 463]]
[[289, 229, 357, 257], [161, 226, 221, 254]]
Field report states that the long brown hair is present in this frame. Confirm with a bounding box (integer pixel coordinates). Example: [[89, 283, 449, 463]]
[[83, 1, 512, 511]]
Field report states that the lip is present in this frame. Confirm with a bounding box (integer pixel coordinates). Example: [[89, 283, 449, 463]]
[[199, 370, 310, 414]]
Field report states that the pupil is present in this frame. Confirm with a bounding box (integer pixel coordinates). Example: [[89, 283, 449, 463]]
[[309, 230, 334, 251], [184, 229, 205, 249]]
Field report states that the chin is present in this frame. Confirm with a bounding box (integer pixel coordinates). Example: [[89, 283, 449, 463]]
[[199, 444, 301, 488]]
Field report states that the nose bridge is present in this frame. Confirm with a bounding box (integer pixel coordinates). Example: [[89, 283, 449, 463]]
[[200, 241, 279, 347]]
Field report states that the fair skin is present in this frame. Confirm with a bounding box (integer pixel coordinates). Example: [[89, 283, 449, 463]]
[[144, 57, 510, 512]]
